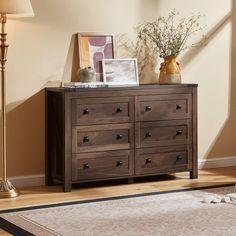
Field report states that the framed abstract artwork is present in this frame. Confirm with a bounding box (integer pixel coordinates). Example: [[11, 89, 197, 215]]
[[77, 33, 116, 82], [102, 58, 139, 86]]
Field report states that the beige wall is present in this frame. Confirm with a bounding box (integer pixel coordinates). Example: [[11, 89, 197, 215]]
[[1, 0, 236, 177], [157, 0, 236, 160]]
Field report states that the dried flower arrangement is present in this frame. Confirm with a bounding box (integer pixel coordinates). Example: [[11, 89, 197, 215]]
[[118, 9, 204, 83], [118, 33, 158, 82], [137, 9, 204, 58]]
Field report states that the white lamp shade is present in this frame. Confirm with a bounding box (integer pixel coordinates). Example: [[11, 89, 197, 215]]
[[0, 0, 34, 17]]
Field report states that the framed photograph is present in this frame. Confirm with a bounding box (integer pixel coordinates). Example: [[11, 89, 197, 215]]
[[77, 33, 116, 82], [102, 58, 139, 86]]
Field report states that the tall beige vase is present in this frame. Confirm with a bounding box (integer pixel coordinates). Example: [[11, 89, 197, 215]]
[[159, 56, 181, 84]]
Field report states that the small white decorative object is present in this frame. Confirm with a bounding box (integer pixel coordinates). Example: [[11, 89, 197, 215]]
[[202, 196, 216, 204], [221, 196, 231, 203]]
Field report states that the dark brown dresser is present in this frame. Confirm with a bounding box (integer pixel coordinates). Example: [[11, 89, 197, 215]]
[[45, 84, 198, 192]]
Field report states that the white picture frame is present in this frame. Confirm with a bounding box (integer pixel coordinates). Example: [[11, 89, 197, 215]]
[[102, 58, 139, 86]]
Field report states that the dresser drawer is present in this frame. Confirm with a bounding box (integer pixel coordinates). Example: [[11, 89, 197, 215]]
[[135, 146, 192, 175], [136, 120, 192, 148], [72, 123, 134, 153], [72, 97, 133, 125], [136, 94, 192, 121], [72, 150, 134, 181]]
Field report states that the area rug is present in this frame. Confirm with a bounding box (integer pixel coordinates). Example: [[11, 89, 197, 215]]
[[0, 186, 236, 236]]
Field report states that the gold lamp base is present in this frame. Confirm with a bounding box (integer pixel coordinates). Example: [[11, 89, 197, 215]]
[[0, 179, 19, 198]]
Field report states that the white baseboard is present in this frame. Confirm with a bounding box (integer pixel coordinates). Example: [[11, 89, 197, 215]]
[[10, 174, 45, 188], [8, 157, 236, 188], [198, 156, 236, 169]]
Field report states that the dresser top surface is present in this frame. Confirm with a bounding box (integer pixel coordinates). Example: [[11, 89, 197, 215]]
[[46, 83, 198, 93]]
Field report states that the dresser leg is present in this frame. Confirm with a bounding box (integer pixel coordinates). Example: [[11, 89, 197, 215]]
[[45, 176, 54, 186], [63, 183, 72, 192], [128, 178, 134, 184], [190, 170, 198, 179]]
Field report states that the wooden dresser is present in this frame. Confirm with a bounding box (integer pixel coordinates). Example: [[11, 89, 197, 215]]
[[45, 84, 198, 192]]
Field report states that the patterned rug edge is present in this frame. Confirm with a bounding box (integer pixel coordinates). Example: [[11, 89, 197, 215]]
[[0, 217, 35, 236], [0, 183, 235, 214], [0, 183, 235, 236]]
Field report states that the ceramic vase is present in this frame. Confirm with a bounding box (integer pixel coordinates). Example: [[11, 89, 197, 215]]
[[77, 67, 95, 83], [159, 56, 181, 84]]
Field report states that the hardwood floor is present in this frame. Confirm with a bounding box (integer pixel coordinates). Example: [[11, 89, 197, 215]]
[[0, 167, 236, 236], [0, 230, 10, 236]]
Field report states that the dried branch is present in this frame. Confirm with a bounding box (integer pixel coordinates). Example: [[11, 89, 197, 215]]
[[137, 9, 204, 58]]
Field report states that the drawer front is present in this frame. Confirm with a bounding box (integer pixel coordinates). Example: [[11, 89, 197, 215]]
[[72, 97, 133, 125], [72, 123, 134, 153], [136, 120, 192, 148], [135, 146, 192, 175], [136, 94, 192, 121], [72, 150, 134, 181]]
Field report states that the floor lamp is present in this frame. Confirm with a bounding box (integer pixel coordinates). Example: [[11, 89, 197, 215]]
[[0, 0, 34, 198]]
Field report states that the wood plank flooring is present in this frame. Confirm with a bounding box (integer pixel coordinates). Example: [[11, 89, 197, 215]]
[[0, 167, 236, 236]]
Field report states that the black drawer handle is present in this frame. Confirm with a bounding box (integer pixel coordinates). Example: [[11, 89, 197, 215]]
[[83, 163, 90, 169], [145, 106, 152, 111], [146, 132, 152, 138], [176, 129, 183, 135], [176, 155, 183, 161], [146, 158, 152, 164], [117, 161, 123, 167], [83, 136, 90, 142], [117, 107, 123, 113], [83, 109, 89, 115], [176, 104, 182, 110], [116, 134, 123, 140]]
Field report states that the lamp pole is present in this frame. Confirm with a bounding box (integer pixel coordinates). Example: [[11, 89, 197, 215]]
[[0, 13, 19, 198]]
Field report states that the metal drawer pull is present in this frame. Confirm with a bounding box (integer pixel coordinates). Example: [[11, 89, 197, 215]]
[[145, 132, 152, 138], [83, 136, 90, 142], [146, 158, 152, 164], [176, 104, 182, 110], [83, 109, 89, 115], [117, 161, 123, 166], [145, 106, 152, 111], [116, 134, 123, 140], [176, 129, 183, 135], [176, 155, 183, 161], [83, 163, 90, 169], [116, 107, 123, 113]]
